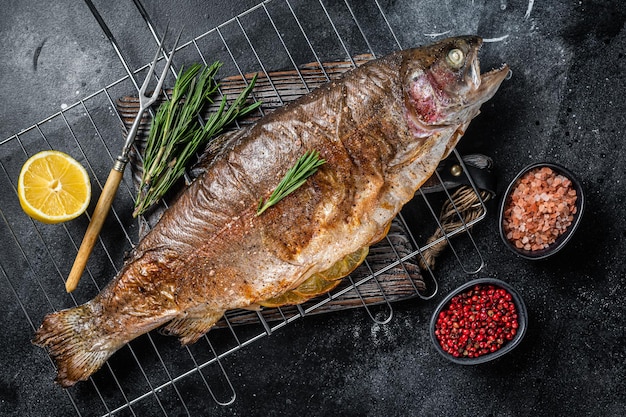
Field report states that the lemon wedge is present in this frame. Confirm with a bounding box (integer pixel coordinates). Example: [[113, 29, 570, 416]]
[[17, 150, 91, 224]]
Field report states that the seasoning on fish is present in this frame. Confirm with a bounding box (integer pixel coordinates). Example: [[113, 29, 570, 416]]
[[33, 36, 509, 387]]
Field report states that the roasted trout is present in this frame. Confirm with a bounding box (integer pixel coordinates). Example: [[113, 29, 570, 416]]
[[34, 36, 508, 387]]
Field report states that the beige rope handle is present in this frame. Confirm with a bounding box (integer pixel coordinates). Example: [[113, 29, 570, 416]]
[[419, 186, 492, 270]]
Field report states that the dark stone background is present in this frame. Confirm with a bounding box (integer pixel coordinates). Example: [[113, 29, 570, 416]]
[[1, 0, 625, 416]]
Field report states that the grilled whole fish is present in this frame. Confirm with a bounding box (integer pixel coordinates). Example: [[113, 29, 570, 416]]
[[33, 36, 508, 387]]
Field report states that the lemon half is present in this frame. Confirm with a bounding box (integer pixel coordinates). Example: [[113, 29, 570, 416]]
[[17, 150, 91, 224]]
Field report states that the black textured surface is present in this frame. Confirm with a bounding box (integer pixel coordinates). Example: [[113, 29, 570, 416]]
[[1, 0, 626, 416]]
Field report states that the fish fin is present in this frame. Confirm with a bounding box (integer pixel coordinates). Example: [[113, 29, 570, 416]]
[[32, 304, 115, 388], [162, 310, 224, 345]]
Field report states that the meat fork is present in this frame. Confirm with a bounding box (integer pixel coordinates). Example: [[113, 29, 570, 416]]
[[66, 31, 181, 292]]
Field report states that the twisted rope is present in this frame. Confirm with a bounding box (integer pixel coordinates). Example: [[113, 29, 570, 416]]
[[419, 186, 493, 270]]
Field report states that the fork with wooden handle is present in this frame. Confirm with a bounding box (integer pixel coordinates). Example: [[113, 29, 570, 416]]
[[65, 31, 180, 292]]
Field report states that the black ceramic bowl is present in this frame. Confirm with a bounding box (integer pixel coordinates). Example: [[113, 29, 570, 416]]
[[429, 278, 528, 365], [498, 162, 585, 260]]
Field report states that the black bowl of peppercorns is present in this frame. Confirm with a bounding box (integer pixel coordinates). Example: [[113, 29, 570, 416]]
[[429, 278, 528, 364]]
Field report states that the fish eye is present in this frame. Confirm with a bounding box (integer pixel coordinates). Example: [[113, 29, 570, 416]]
[[446, 48, 465, 69]]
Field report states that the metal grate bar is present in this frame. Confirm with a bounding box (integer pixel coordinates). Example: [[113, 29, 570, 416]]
[[416, 153, 486, 275], [235, 16, 284, 106], [284, 0, 331, 82], [261, 2, 312, 93], [374, 0, 403, 49], [342, 0, 378, 58], [348, 270, 395, 325], [396, 211, 440, 300], [215, 26, 268, 118], [0, 1, 490, 415], [318, 0, 358, 68]]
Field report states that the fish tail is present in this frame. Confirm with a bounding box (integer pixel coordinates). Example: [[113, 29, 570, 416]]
[[33, 303, 115, 388]]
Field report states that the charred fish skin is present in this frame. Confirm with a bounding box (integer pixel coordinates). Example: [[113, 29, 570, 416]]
[[33, 36, 508, 387]]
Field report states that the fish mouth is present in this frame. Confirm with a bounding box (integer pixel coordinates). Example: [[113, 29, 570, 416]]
[[467, 54, 510, 105], [441, 53, 509, 127]]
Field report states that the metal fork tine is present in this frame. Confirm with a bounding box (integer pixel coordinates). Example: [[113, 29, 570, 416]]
[[138, 33, 167, 99], [148, 28, 182, 105]]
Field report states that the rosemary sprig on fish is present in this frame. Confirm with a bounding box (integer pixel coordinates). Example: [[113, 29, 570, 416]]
[[34, 36, 509, 388], [134, 62, 261, 217], [257, 150, 326, 215]]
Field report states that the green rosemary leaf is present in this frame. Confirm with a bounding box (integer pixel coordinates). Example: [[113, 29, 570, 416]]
[[134, 63, 260, 217], [256, 150, 326, 216]]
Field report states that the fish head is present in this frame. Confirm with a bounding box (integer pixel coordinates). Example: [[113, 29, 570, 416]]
[[402, 36, 509, 135]]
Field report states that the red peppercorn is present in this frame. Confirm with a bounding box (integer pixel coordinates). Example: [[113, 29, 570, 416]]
[[435, 284, 519, 359]]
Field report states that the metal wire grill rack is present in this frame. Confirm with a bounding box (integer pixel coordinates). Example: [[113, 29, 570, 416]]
[[0, 0, 488, 415]]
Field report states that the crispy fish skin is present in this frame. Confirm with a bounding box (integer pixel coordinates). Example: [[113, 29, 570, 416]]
[[33, 36, 508, 387]]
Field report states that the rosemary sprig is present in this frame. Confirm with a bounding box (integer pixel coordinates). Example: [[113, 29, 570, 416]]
[[134, 62, 261, 217], [256, 150, 326, 216]]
